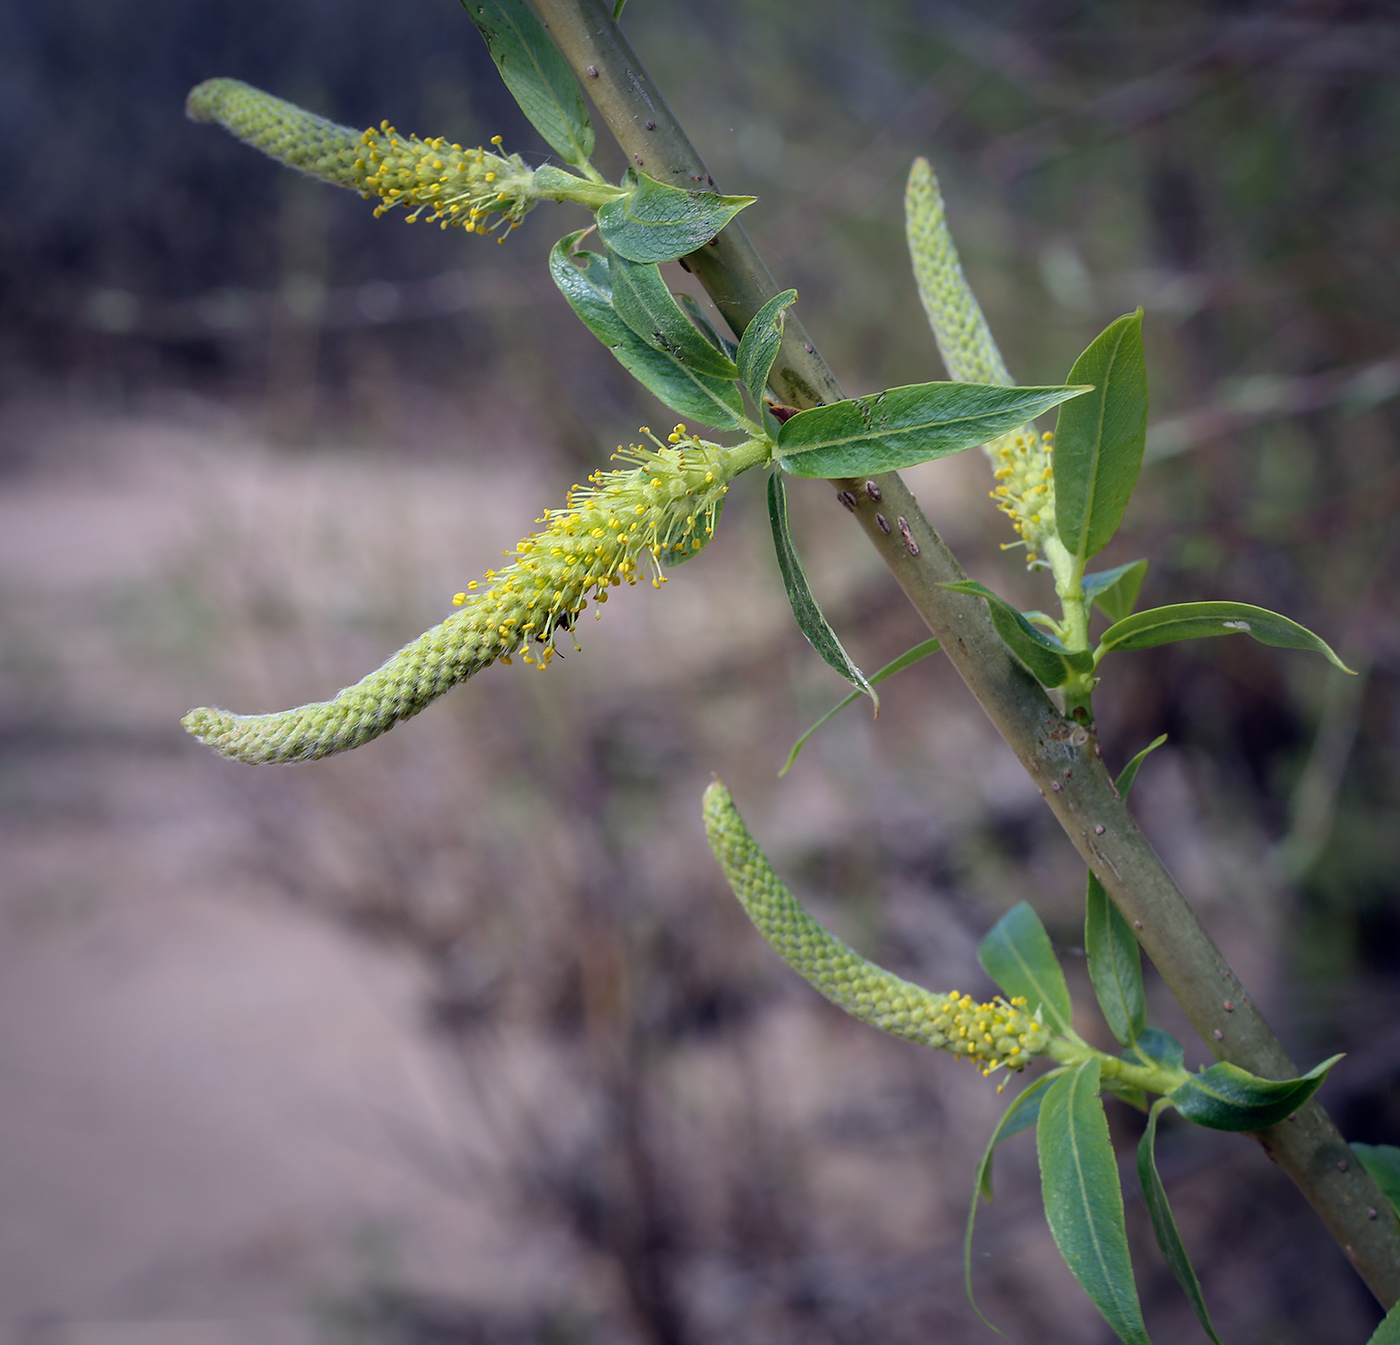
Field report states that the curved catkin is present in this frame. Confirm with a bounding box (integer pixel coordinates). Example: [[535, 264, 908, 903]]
[[186, 77, 538, 236], [703, 780, 1052, 1074], [182, 612, 511, 764], [184, 432, 762, 765]]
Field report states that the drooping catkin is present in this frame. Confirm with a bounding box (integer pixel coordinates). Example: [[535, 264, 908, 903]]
[[186, 77, 538, 236], [183, 432, 759, 765], [703, 780, 1051, 1074]]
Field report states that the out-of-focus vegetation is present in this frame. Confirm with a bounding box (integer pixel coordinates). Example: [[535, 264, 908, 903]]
[[3, 1, 1399, 1341]]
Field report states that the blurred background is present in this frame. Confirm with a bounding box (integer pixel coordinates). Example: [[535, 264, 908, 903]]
[[2, 0, 1399, 1341]]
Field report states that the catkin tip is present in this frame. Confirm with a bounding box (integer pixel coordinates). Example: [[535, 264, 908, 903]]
[[181, 706, 219, 737], [181, 705, 250, 760], [186, 77, 231, 124]]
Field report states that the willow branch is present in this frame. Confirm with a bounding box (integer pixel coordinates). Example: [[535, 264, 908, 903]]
[[531, 0, 1400, 1305]]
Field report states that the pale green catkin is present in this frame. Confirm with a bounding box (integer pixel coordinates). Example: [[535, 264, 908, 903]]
[[186, 77, 538, 237], [184, 432, 760, 765], [904, 157, 1012, 388], [904, 157, 1059, 560], [703, 781, 1051, 1075]]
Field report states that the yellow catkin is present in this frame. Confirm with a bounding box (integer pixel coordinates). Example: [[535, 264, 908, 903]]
[[988, 429, 1057, 559], [186, 78, 538, 237], [703, 780, 1052, 1075], [183, 433, 753, 764]]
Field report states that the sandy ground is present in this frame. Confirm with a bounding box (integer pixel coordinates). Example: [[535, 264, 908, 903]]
[[0, 404, 577, 1344], [0, 398, 1372, 1345]]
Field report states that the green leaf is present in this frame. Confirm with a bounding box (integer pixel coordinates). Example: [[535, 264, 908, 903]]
[[737, 290, 798, 406], [1368, 1302, 1400, 1345], [1038, 1060, 1152, 1345], [779, 638, 941, 776], [978, 901, 1073, 1037], [460, 0, 595, 168], [1137, 1100, 1227, 1345], [767, 472, 877, 707], [943, 580, 1095, 689], [607, 248, 740, 379], [548, 232, 746, 430], [965, 1070, 1063, 1334], [675, 293, 738, 360], [1352, 1144, 1400, 1218], [1054, 310, 1149, 563], [1098, 601, 1354, 673], [1086, 733, 1164, 1052], [1125, 1028, 1184, 1075], [1086, 872, 1144, 1047], [1084, 734, 1163, 1047], [977, 1073, 1059, 1203], [1170, 1054, 1342, 1132], [1084, 558, 1149, 625], [1116, 733, 1167, 799], [776, 382, 1090, 479], [596, 170, 755, 264]]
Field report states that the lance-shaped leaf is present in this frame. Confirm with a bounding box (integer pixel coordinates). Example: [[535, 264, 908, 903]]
[[597, 170, 755, 263], [607, 248, 740, 379], [978, 901, 1073, 1037], [1098, 601, 1353, 673], [1137, 1100, 1227, 1345], [944, 580, 1095, 689], [777, 382, 1089, 479], [965, 1070, 1062, 1332], [779, 638, 941, 776], [1085, 736, 1163, 1046], [1054, 311, 1148, 563], [1084, 558, 1149, 625], [1038, 1060, 1153, 1345], [1086, 873, 1144, 1048], [737, 289, 798, 406], [1170, 1054, 1342, 1132], [1352, 1144, 1400, 1219], [460, 0, 594, 168], [549, 232, 746, 430], [767, 472, 877, 707]]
